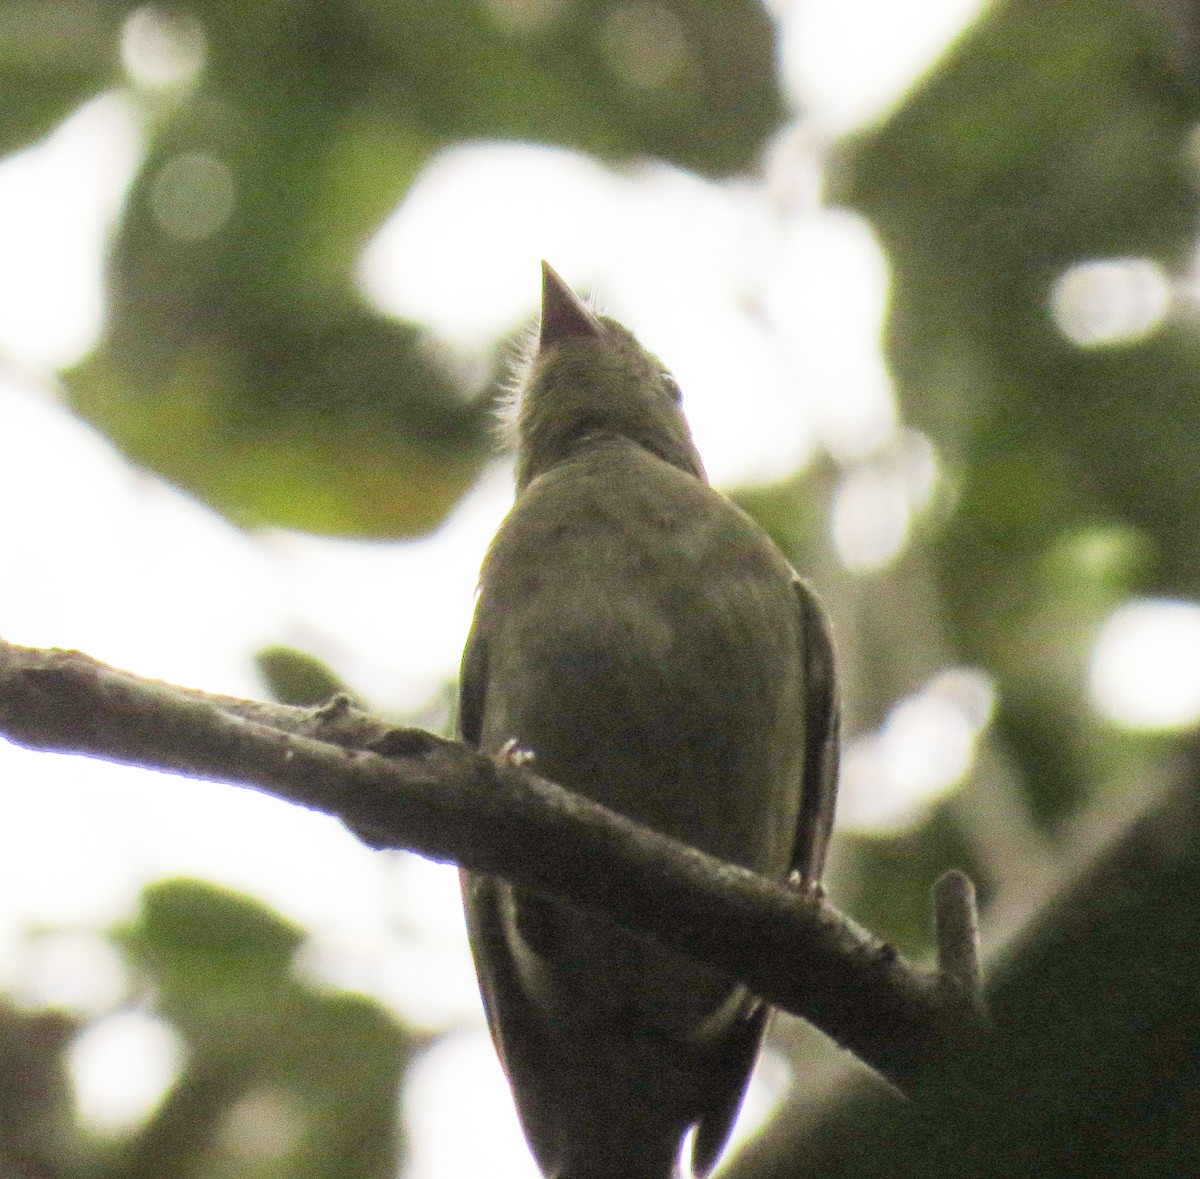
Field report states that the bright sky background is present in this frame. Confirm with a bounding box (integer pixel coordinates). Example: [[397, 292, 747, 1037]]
[[5, 0, 1200, 1174]]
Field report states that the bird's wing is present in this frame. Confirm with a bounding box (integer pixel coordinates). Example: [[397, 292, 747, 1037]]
[[458, 609, 571, 1174], [690, 1000, 771, 1176], [458, 604, 488, 748], [459, 871, 570, 1178], [692, 579, 839, 1174], [790, 576, 840, 887]]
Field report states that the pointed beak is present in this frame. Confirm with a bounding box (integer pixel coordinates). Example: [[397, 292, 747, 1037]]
[[540, 261, 601, 348]]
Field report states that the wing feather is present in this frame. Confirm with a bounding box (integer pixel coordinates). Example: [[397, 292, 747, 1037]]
[[791, 577, 840, 886]]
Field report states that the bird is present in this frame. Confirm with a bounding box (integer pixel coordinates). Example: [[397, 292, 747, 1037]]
[[458, 262, 839, 1179]]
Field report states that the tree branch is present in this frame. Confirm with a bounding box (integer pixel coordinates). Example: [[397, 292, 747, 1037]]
[[933, 869, 985, 1019], [0, 638, 986, 1095]]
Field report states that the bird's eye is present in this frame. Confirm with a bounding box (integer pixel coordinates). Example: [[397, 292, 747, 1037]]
[[661, 372, 683, 405]]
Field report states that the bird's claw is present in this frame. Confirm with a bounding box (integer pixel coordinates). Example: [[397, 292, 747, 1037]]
[[786, 870, 826, 901], [499, 737, 536, 767]]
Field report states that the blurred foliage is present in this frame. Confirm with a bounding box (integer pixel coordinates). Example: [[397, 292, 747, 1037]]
[[4, 0, 1200, 1175], [114, 880, 417, 1179], [0, 3, 122, 155], [835, 0, 1200, 838], [255, 644, 359, 708], [0, 999, 78, 1173], [2, 0, 783, 537], [0, 881, 420, 1177]]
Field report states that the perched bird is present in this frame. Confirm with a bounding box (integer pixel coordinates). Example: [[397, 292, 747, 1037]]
[[459, 264, 839, 1179]]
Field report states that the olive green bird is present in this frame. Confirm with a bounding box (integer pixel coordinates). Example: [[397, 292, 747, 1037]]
[[459, 264, 839, 1179]]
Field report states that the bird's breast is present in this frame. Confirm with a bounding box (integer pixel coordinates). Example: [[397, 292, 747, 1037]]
[[475, 451, 804, 878]]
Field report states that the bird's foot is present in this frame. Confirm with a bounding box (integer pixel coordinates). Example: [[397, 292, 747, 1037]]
[[499, 737, 537, 766], [786, 870, 826, 901]]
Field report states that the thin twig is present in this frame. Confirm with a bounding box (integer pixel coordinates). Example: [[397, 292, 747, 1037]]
[[934, 869, 986, 1019]]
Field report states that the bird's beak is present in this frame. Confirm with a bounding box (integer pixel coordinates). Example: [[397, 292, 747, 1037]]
[[540, 261, 601, 348]]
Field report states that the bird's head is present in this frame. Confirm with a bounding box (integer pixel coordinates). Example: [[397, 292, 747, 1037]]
[[504, 262, 706, 489]]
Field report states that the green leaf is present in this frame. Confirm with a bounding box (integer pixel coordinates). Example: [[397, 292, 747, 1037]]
[[255, 646, 358, 708], [114, 879, 418, 1177], [0, 2, 128, 154]]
